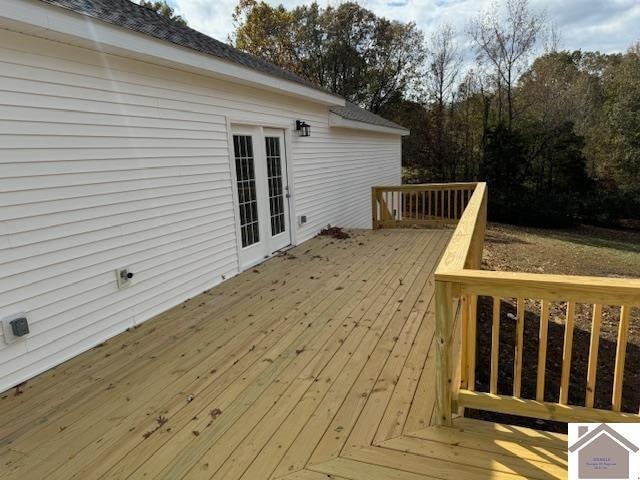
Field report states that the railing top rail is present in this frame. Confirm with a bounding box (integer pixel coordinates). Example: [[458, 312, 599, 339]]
[[435, 182, 487, 274], [372, 182, 478, 192], [374, 180, 640, 303], [436, 269, 640, 305]]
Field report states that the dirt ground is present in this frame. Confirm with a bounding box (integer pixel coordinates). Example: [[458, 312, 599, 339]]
[[466, 223, 640, 432]]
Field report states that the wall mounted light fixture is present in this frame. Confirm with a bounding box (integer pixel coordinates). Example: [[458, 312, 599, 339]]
[[296, 120, 311, 137]]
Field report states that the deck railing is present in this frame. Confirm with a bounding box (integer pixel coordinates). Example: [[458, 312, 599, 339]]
[[372, 182, 640, 426], [371, 183, 477, 229]]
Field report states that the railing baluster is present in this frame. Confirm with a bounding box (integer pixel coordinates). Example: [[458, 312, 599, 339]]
[[586, 304, 602, 408], [454, 189, 458, 219], [390, 191, 395, 220], [536, 299, 550, 402], [452, 189, 456, 218], [411, 192, 415, 219], [513, 298, 525, 397], [369, 183, 477, 227], [490, 297, 500, 394], [408, 192, 416, 220], [613, 305, 630, 412], [460, 295, 468, 390], [443, 190, 446, 219], [445, 189, 448, 219], [560, 301, 576, 405], [445, 190, 449, 219], [467, 294, 477, 391]]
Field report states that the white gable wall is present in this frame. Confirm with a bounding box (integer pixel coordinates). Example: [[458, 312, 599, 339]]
[[0, 28, 401, 392]]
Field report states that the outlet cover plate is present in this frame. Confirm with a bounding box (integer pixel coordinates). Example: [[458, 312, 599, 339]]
[[116, 268, 132, 289], [2, 313, 28, 344]]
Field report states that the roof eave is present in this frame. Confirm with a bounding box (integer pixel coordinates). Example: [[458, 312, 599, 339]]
[[0, 0, 345, 107], [329, 112, 409, 136]]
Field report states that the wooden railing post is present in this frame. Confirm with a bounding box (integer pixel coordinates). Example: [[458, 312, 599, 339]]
[[435, 280, 453, 425]]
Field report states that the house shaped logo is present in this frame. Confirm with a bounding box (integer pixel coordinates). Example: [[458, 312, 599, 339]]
[[569, 424, 639, 479]]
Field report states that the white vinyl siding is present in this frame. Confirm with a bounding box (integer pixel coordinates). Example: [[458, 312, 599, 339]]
[[0, 28, 401, 392]]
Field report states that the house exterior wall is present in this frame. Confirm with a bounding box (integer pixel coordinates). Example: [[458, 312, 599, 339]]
[[0, 28, 402, 391]]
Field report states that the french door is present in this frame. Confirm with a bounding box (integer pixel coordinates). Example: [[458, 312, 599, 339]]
[[232, 126, 291, 269]]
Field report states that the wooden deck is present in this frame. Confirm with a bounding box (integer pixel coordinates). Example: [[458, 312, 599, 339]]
[[0, 229, 567, 480]]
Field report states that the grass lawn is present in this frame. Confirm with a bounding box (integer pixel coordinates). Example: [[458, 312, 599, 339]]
[[468, 223, 640, 432], [482, 223, 640, 278]]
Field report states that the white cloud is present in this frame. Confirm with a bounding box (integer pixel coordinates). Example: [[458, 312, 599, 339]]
[[170, 0, 238, 43], [169, 0, 640, 55]]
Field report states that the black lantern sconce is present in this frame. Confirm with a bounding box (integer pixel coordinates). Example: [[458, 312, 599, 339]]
[[296, 120, 311, 137]]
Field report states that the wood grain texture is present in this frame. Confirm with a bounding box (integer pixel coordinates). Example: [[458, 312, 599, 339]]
[[559, 302, 576, 405], [457, 390, 640, 423], [585, 304, 602, 408], [490, 297, 500, 394], [536, 300, 550, 402], [612, 305, 631, 412], [0, 229, 466, 480]]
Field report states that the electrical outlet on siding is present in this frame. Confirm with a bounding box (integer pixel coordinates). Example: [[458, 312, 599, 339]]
[[2, 313, 29, 345]]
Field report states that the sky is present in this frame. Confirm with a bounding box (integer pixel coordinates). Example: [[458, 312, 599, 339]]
[[168, 0, 640, 62]]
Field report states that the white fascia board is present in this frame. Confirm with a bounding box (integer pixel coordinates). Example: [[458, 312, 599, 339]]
[[0, 0, 345, 107], [328, 112, 409, 136]]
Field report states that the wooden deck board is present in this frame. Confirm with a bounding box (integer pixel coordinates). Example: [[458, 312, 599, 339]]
[[0, 228, 568, 480]]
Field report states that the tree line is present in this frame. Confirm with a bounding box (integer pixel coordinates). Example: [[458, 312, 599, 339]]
[[151, 0, 639, 227]]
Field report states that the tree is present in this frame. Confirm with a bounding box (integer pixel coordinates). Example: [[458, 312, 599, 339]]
[[469, 0, 544, 130], [364, 17, 425, 112], [451, 71, 486, 180], [602, 44, 640, 189], [479, 125, 528, 222], [232, 0, 295, 68], [229, 0, 637, 227], [231, 1, 425, 112], [139, 1, 186, 26], [425, 25, 461, 180]]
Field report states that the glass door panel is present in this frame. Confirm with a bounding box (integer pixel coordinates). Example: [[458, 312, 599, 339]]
[[233, 135, 260, 247]]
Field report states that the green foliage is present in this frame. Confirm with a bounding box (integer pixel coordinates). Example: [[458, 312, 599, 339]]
[[230, 0, 639, 228], [479, 125, 529, 223], [139, 1, 186, 26], [602, 44, 640, 188], [231, 1, 424, 113], [482, 123, 594, 226], [457, 45, 640, 227]]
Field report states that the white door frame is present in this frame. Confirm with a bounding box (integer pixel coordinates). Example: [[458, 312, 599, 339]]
[[225, 117, 297, 271]]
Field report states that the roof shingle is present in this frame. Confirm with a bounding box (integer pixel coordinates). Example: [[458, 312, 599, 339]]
[[40, 0, 324, 91], [330, 102, 407, 131], [39, 0, 406, 132]]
